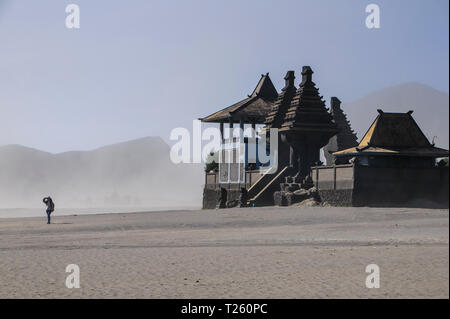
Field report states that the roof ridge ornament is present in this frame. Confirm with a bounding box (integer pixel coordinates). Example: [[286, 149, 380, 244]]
[[282, 71, 295, 91], [300, 66, 313, 87]]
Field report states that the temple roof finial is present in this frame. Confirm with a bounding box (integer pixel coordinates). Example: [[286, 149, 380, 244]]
[[300, 66, 313, 86], [283, 71, 295, 91]]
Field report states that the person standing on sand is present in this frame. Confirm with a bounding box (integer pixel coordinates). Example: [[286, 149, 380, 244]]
[[42, 196, 55, 224]]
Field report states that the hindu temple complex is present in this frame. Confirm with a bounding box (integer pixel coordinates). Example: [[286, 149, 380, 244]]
[[200, 66, 449, 209]]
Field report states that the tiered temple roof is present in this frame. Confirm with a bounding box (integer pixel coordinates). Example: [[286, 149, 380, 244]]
[[264, 71, 297, 129], [278, 66, 338, 135], [263, 66, 340, 179], [324, 97, 358, 164], [200, 73, 277, 124], [334, 110, 449, 158]]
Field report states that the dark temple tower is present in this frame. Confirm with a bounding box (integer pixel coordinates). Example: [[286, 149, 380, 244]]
[[279, 66, 339, 181], [265, 71, 297, 129], [263, 71, 297, 168], [323, 97, 358, 165]]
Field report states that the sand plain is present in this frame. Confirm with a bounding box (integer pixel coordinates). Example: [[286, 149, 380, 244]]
[[0, 206, 448, 298]]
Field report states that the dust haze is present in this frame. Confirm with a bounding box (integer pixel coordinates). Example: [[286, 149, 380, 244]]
[[0, 137, 203, 215]]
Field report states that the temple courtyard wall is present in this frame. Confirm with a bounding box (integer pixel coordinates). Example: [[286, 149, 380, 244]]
[[203, 184, 243, 209], [312, 164, 449, 208], [203, 165, 449, 209]]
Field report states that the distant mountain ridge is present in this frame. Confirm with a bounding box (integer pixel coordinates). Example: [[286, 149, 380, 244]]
[[341, 82, 449, 148], [0, 137, 203, 209]]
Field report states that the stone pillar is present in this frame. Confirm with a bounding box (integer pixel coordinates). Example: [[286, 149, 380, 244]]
[[251, 123, 258, 169], [229, 118, 234, 142], [219, 122, 224, 144], [239, 119, 245, 185], [239, 119, 244, 143]]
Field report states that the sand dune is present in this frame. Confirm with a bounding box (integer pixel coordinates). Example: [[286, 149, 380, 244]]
[[0, 206, 448, 299]]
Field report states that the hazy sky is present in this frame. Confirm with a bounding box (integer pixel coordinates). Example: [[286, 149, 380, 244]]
[[0, 0, 448, 152]]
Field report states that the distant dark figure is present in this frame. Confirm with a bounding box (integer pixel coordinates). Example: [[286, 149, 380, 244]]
[[42, 196, 55, 224], [238, 188, 248, 208], [216, 187, 227, 209]]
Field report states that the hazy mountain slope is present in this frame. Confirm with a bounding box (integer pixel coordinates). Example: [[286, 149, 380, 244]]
[[341, 82, 449, 148], [0, 137, 203, 208]]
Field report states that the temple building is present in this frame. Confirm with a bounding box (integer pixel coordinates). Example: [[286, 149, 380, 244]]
[[313, 110, 449, 207], [323, 97, 359, 165], [200, 73, 279, 208], [277, 66, 339, 180], [201, 73, 277, 127], [200, 66, 449, 209], [332, 109, 447, 166]]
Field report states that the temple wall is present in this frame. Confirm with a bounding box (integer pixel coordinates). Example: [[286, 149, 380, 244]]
[[205, 164, 449, 209], [312, 164, 449, 208], [202, 184, 244, 209], [353, 166, 449, 208], [318, 189, 353, 206], [312, 165, 354, 206], [205, 173, 217, 186], [202, 187, 219, 209]]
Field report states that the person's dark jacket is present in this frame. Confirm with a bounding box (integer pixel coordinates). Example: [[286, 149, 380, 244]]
[[43, 197, 55, 212]]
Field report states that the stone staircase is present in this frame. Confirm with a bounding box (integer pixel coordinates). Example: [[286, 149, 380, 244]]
[[247, 166, 293, 206]]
